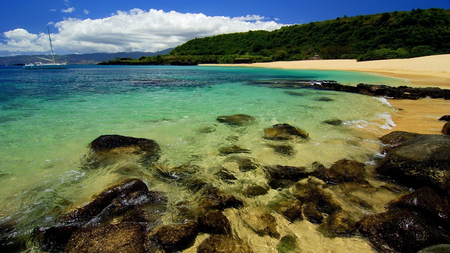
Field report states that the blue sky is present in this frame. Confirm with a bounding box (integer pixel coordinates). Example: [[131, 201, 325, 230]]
[[1, 0, 449, 56]]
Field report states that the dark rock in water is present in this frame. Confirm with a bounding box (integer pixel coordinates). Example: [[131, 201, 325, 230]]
[[272, 200, 303, 223], [356, 83, 450, 99], [322, 119, 343, 126], [277, 235, 299, 253], [215, 168, 237, 182], [34, 225, 78, 253], [380, 131, 423, 148], [302, 202, 323, 224], [151, 221, 198, 252], [216, 114, 255, 126], [219, 145, 251, 155], [85, 135, 161, 168], [201, 187, 244, 210], [315, 96, 335, 102], [64, 178, 166, 225], [264, 123, 309, 140], [265, 165, 309, 189], [240, 209, 280, 238], [198, 210, 231, 235], [418, 244, 450, 253], [197, 234, 253, 253], [66, 223, 146, 253], [313, 159, 367, 185], [376, 135, 450, 195], [225, 156, 259, 172], [244, 185, 269, 198], [442, 121, 450, 135], [439, 115, 450, 121], [357, 209, 450, 253], [320, 210, 356, 236], [267, 144, 296, 156], [293, 183, 341, 215], [387, 187, 450, 229]]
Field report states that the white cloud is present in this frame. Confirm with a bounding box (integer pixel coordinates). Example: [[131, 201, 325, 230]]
[[83, 9, 89, 15], [0, 9, 284, 55], [62, 7, 75, 13], [0, 28, 49, 53]]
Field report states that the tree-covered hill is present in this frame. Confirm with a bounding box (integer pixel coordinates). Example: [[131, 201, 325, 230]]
[[101, 8, 450, 65]]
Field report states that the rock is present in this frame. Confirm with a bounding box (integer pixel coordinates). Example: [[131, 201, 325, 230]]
[[313, 159, 368, 185], [197, 234, 253, 253], [267, 144, 296, 156], [272, 200, 303, 223], [264, 123, 309, 140], [151, 221, 198, 252], [277, 235, 299, 253], [320, 210, 356, 236], [198, 210, 231, 235], [439, 115, 450, 121], [34, 225, 78, 253], [293, 183, 341, 215], [201, 187, 244, 210], [302, 202, 323, 224], [387, 187, 450, 229], [442, 122, 450, 135], [244, 185, 269, 198], [216, 114, 255, 126], [215, 168, 237, 182], [316, 96, 335, 102], [322, 119, 343, 126], [85, 135, 161, 168], [240, 208, 280, 238], [380, 131, 423, 148], [218, 145, 251, 155], [66, 223, 146, 253], [357, 209, 450, 253], [64, 179, 166, 225], [266, 165, 309, 189], [376, 135, 450, 195], [418, 244, 450, 253], [225, 156, 259, 172]]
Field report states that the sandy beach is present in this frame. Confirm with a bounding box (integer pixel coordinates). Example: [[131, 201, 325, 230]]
[[210, 55, 450, 135]]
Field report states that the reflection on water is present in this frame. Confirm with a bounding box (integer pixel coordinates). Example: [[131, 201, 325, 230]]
[[0, 66, 409, 252]]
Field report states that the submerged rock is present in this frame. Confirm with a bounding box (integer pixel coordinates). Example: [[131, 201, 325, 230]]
[[65, 223, 146, 253], [244, 185, 269, 198], [376, 134, 450, 195], [320, 210, 356, 236], [201, 187, 244, 210], [84, 134, 161, 168], [218, 145, 251, 155], [216, 114, 255, 126], [215, 167, 237, 182], [225, 156, 259, 172], [293, 183, 341, 215], [240, 208, 280, 238], [264, 123, 309, 140], [442, 121, 450, 135], [322, 119, 343, 126], [151, 221, 198, 252], [266, 165, 309, 189], [277, 235, 299, 253], [271, 199, 303, 223], [267, 144, 296, 156], [198, 210, 231, 235], [197, 234, 253, 253], [302, 202, 324, 224], [379, 131, 422, 148], [313, 159, 368, 185], [357, 209, 450, 253]]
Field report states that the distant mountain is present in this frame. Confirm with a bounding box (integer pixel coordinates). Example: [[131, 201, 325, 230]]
[[0, 48, 173, 66]]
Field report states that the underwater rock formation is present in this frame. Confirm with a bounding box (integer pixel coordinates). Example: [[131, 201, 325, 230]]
[[264, 123, 309, 140], [216, 114, 255, 126]]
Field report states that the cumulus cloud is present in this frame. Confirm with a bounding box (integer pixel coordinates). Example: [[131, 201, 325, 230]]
[[0, 8, 284, 55], [0, 28, 49, 53]]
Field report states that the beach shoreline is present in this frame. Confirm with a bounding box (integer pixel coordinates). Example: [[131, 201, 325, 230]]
[[204, 55, 450, 135]]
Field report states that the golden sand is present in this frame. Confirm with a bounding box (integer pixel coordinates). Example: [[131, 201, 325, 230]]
[[207, 55, 450, 135]]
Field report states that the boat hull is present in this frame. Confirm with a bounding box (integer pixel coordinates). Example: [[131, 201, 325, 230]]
[[23, 64, 67, 69]]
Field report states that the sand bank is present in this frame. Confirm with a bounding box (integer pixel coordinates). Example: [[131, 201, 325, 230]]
[[207, 55, 450, 135]]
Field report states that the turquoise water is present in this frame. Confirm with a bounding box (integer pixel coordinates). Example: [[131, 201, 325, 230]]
[[0, 65, 406, 251]]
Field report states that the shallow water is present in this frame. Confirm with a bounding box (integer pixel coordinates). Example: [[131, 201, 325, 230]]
[[0, 65, 409, 252]]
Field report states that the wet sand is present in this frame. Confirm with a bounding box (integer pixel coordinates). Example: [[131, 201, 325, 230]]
[[207, 55, 450, 135]]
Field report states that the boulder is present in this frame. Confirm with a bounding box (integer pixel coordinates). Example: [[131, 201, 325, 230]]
[[277, 235, 299, 253], [439, 115, 450, 121], [319, 210, 356, 236], [216, 114, 255, 126], [264, 123, 309, 140], [357, 209, 450, 253], [65, 223, 146, 253], [322, 119, 343, 126], [376, 135, 450, 195], [272, 200, 303, 223], [151, 221, 198, 252], [442, 121, 450, 135], [198, 210, 231, 235], [379, 131, 422, 148], [244, 185, 269, 198], [215, 168, 237, 182], [85, 135, 161, 168], [201, 187, 244, 210], [313, 159, 368, 185], [293, 183, 341, 215], [265, 165, 309, 189], [418, 244, 450, 253], [267, 144, 296, 156], [240, 208, 280, 238], [302, 202, 323, 224], [197, 234, 253, 253]]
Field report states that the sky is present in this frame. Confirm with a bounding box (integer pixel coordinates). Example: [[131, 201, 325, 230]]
[[0, 0, 449, 57]]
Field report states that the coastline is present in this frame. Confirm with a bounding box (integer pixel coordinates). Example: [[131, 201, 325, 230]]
[[204, 55, 450, 135]]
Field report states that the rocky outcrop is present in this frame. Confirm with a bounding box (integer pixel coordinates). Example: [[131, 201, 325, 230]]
[[379, 131, 422, 148], [376, 134, 450, 195], [265, 165, 309, 189], [198, 210, 231, 235], [264, 123, 309, 140], [151, 221, 198, 252], [313, 159, 368, 185], [216, 114, 255, 126]]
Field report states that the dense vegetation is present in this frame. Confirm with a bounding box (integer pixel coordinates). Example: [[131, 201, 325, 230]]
[[101, 8, 450, 65]]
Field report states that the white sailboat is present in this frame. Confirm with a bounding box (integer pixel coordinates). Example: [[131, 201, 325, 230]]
[[24, 26, 67, 69]]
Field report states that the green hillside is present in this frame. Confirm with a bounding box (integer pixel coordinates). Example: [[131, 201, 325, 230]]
[[103, 8, 450, 65]]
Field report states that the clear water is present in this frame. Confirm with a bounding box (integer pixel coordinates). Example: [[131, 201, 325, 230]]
[[0, 65, 408, 252]]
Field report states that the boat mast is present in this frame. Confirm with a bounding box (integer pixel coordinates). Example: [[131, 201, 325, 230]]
[[47, 26, 56, 64]]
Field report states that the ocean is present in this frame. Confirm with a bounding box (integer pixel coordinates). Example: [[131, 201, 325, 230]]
[[0, 65, 409, 252]]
